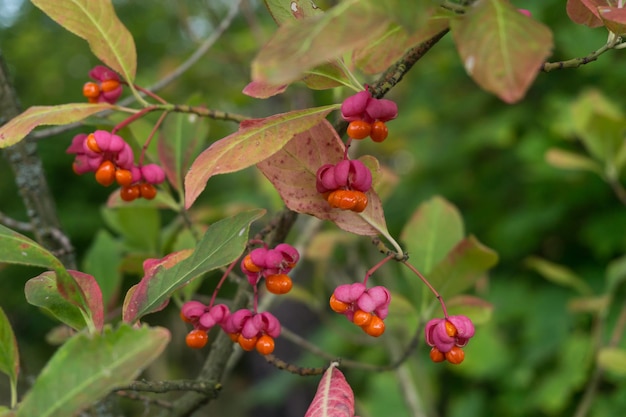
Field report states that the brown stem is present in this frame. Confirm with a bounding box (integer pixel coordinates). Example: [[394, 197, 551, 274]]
[[0, 52, 76, 268]]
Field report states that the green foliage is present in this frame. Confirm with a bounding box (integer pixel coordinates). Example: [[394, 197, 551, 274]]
[[0, 307, 19, 409]]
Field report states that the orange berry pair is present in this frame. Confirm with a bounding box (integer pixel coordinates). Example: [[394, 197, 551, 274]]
[[429, 346, 465, 364], [82, 80, 121, 103], [94, 161, 133, 188], [120, 183, 157, 202], [327, 189, 368, 213], [265, 274, 292, 295], [186, 329, 208, 349], [346, 120, 389, 142], [352, 310, 385, 337], [235, 333, 275, 355]]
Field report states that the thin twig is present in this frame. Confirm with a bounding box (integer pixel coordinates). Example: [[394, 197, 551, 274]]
[[0, 211, 33, 232]]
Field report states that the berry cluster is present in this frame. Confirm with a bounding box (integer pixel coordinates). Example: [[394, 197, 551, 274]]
[[240, 243, 300, 294], [341, 89, 398, 142], [316, 159, 372, 212], [329, 283, 390, 337], [66, 130, 165, 201], [82, 66, 123, 104], [180, 243, 300, 355], [425, 315, 475, 365]]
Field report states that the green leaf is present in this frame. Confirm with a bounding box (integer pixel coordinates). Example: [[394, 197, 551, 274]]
[[263, 0, 324, 25], [427, 236, 499, 300], [25, 272, 87, 331], [0, 224, 87, 313], [252, 1, 388, 85], [257, 121, 389, 236], [158, 113, 209, 193], [123, 209, 265, 322], [598, 348, 626, 376], [400, 196, 464, 275], [82, 230, 123, 309], [184, 104, 339, 208], [450, 0, 553, 103], [302, 62, 352, 90], [525, 256, 593, 295], [0, 306, 19, 407], [606, 254, 626, 292], [0, 103, 112, 149], [17, 324, 169, 417], [545, 148, 603, 175], [31, 0, 137, 82], [363, 0, 432, 32], [116, 206, 160, 253]]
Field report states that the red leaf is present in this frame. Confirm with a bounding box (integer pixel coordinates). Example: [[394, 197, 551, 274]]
[[304, 362, 355, 417], [256, 120, 388, 236], [566, 0, 604, 26], [242, 81, 289, 99], [451, 0, 553, 103], [184, 105, 339, 209], [599, 6, 626, 34], [68, 270, 104, 331]]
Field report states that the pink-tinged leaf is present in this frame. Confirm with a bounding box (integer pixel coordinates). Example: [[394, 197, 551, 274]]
[[123, 210, 264, 322], [302, 62, 353, 90], [0, 306, 19, 397], [304, 362, 355, 417], [599, 6, 626, 35], [184, 105, 339, 208], [566, 0, 604, 26], [0, 103, 112, 149], [122, 250, 193, 323], [25, 272, 88, 331], [243, 81, 289, 98], [67, 271, 104, 331], [263, 0, 324, 25], [450, 0, 553, 103], [0, 224, 88, 316], [158, 113, 209, 192], [257, 120, 388, 236], [427, 236, 498, 300], [354, 12, 450, 74], [31, 0, 137, 82], [252, 1, 388, 85]]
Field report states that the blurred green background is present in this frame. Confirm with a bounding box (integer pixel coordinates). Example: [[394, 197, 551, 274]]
[[1, 0, 626, 416]]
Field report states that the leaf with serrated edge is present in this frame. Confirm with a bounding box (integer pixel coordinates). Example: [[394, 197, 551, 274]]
[[0, 224, 87, 314], [0, 307, 19, 394], [257, 120, 388, 236], [400, 196, 464, 275], [17, 325, 169, 417], [31, 0, 136, 82], [450, 0, 553, 103], [427, 236, 498, 300], [123, 210, 264, 322], [304, 362, 354, 417], [0, 103, 112, 149], [252, 1, 388, 85], [184, 105, 338, 209]]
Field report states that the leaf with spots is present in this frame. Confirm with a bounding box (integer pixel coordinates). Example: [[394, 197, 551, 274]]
[[31, 0, 137, 82], [450, 0, 553, 103], [252, 1, 388, 85], [257, 120, 388, 237], [0, 103, 113, 149], [304, 362, 355, 417], [123, 209, 265, 323], [263, 0, 324, 25], [184, 105, 338, 208]]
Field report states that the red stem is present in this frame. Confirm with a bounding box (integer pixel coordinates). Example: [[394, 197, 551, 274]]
[[401, 260, 449, 318], [363, 254, 394, 286], [112, 106, 156, 134], [133, 84, 168, 104], [208, 258, 240, 308], [139, 111, 168, 166]]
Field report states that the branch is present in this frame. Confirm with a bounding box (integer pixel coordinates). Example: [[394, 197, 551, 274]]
[[0, 52, 76, 269], [116, 379, 221, 396]]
